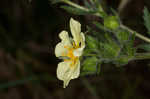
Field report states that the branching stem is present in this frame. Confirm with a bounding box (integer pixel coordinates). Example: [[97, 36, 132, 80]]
[[62, 0, 150, 43]]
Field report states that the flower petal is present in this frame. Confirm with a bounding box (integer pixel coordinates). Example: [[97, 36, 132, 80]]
[[55, 42, 68, 57], [70, 18, 81, 45], [81, 32, 85, 46], [55, 31, 72, 57], [59, 31, 69, 41], [73, 48, 84, 57], [57, 61, 71, 80], [73, 32, 85, 57], [59, 30, 72, 46], [71, 60, 80, 79], [57, 60, 80, 88]]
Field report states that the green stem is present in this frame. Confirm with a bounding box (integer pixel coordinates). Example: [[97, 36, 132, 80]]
[[63, 0, 89, 11], [63, 0, 101, 17], [115, 53, 150, 61], [120, 24, 150, 43], [133, 53, 150, 60], [62, 0, 150, 43]]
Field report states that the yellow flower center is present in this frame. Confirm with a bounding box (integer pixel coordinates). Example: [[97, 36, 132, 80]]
[[63, 42, 80, 67]]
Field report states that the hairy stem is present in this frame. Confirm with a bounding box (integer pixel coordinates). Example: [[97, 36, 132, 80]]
[[63, 0, 101, 17], [63, 0, 89, 11], [120, 24, 150, 43], [62, 0, 150, 43]]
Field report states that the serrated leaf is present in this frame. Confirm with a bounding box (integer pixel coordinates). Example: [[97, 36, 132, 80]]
[[143, 7, 150, 34], [81, 57, 99, 76], [126, 33, 136, 56], [121, 41, 135, 58], [116, 30, 130, 43]]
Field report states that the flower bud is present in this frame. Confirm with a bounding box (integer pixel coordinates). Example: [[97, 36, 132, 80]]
[[104, 16, 119, 30]]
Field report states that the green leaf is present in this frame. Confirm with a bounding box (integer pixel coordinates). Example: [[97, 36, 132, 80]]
[[60, 6, 88, 15], [143, 7, 150, 34], [121, 33, 135, 57], [116, 30, 130, 43], [93, 21, 113, 33], [102, 42, 120, 58], [86, 35, 98, 49], [126, 33, 136, 56], [81, 57, 100, 76]]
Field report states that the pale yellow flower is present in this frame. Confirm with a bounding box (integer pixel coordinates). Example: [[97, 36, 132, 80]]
[[55, 18, 85, 88]]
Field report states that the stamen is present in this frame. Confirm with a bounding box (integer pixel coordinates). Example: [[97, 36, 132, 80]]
[[63, 45, 79, 67], [73, 41, 80, 49]]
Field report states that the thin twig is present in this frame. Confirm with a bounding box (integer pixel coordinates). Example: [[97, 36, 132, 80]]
[[120, 24, 150, 43], [62, 0, 150, 43]]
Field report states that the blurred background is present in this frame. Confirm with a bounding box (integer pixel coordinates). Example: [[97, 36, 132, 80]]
[[0, 0, 150, 99]]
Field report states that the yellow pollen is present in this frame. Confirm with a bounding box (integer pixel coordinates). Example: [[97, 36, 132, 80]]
[[63, 42, 80, 67]]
